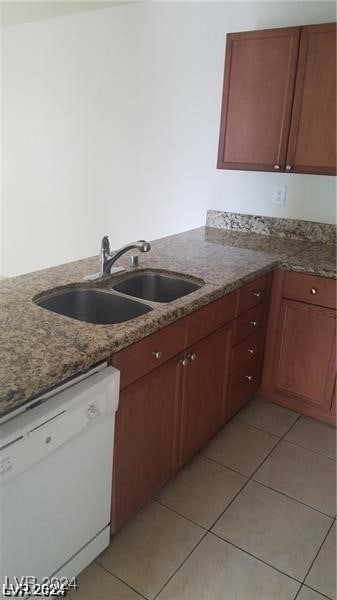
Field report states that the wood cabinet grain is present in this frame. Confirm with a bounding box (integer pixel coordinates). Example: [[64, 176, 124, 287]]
[[217, 27, 300, 172], [261, 270, 337, 424], [286, 23, 336, 175], [111, 356, 182, 532], [179, 324, 232, 465], [218, 22, 336, 175]]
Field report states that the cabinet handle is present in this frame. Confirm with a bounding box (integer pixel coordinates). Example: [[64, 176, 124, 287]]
[[273, 165, 280, 170], [251, 290, 261, 298], [179, 358, 189, 367], [244, 375, 254, 382], [152, 351, 162, 359], [246, 348, 255, 354], [188, 353, 197, 361], [248, 320, 258, 327], [310, 287, 318, 295], [285, 165, 292, 171]]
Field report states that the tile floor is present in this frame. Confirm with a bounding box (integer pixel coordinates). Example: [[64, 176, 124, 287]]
[[69, 397, 336, 600]]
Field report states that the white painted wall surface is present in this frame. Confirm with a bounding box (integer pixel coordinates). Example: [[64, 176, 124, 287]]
[[2, 1, 336, 276]]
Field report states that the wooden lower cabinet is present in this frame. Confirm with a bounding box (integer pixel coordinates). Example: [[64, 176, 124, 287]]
[[111, 356, 181, 532], [179, 325, 232, 465], [275, 299, 336, 410], [227, 354, 262, 420], [261, 270, 336, 424]]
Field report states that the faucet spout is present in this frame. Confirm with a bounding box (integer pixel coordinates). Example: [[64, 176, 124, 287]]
[[100, 237, 151, 275]]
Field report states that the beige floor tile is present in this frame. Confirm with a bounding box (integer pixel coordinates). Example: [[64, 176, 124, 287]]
[[305, 523, 336, 600], [236, 397, 299, 436], [67, 563, 142, 599], [254, 441, 336, 516], [157, 533, 300, 600], [212, 480, 332, 580], [96, 501, 204, 599], [285, 416, 337, 460], [155, 456, 247, 528], [297, 586, 329, 600], [202, 420, 279, 476]]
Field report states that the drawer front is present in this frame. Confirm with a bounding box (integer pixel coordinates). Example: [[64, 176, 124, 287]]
[[236, 273, 270, 316], [186, 291, 236, 347], [283, 271, 336, 309], [113, 318, 187, 389], [227, 354, 262, 420], [233, 302, 266, 345], [231, 328, 265, 373]]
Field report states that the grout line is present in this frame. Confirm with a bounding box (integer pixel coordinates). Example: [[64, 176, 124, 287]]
[[101, 403, 334, 599], [301, 518, 336, 589], [153, 498, 208, 531], [250, 479, 336, 519], [294, 583, 333, 600], [234, 417, 294, 438], [151, 411, 307, 597], [209, 421, 288, 532], [280, 437, 337, 462], [201, 413, 334, 518], [93, 561, 149, 600], [152, 530, 209, 599], [210, 530, 303, 585], [200, 452, 251, 476], [222, 417, 281, 440], [301, 583, 334, 600]]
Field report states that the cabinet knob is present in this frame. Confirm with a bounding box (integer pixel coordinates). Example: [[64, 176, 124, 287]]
[[179, 358, 189, 367], [248, 320, 258, 327], [285, 165, 292, 171], [310, 287, 318, 295], [244, 375, 254, 382], [273, 165, 280, 170], [246, 348, 255, 354], [251, 290, 261, 298], [189, 353, 197, 361], [152, 350, 162, 359]]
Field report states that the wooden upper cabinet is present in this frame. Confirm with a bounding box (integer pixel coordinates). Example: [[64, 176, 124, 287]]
[[286, 23, 337, 175], [217, 27, 300, 172], [217, 23, 337, 175]]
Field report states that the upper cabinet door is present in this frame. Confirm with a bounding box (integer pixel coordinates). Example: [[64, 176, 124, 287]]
[[286, 23, 337, 175], [217, 27, 300, 172]]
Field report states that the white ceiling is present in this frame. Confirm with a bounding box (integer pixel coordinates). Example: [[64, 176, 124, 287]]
[[0, 0, 135, 27]]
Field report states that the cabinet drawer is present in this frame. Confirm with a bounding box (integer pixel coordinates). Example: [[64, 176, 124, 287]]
[[236, 273, 270, 315], [233, 302, 266, 345], [113, 318, 187, 389], [186, 291, 236, 346], [283, 271, 336, 309], [231, 328, 265, 373], [227, 354, 262, 419]]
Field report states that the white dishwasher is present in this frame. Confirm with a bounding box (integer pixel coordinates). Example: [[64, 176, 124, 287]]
[[0, 364, 119, 596]]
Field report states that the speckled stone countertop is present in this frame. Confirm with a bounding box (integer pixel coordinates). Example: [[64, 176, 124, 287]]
[[0, 226, 335, 418]]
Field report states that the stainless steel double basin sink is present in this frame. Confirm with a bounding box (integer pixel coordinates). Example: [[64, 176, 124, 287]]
[[35, 271, 203, 325]]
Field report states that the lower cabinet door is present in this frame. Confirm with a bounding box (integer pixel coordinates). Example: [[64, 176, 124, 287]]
[[180, 324, 232, 465], [111, 357, 181, 532], [274, 299, 336, 412]]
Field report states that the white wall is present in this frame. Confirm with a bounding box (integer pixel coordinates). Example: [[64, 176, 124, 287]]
[[2, 1, 336, 276]]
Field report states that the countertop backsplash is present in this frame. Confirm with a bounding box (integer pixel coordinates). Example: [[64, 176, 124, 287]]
[[206, 210, 337, 246]]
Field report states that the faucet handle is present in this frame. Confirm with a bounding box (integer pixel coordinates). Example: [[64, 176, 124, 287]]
[[101, 236, 110, 254]]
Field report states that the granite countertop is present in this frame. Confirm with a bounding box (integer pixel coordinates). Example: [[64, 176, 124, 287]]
[[0, 226, 335, 418]]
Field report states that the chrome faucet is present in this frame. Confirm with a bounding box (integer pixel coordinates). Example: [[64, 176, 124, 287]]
[[100, 236, 151, 275]]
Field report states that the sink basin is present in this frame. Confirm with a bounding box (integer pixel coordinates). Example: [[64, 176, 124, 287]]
[[111, 271, 203, 303], [35, 288, 152, 324]]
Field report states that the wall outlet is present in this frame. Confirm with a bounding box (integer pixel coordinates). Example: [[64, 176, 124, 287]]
[[272, 185, 287, 206]]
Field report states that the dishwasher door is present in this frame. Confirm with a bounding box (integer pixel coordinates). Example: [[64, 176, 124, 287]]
[[0, 366, 119, 589]]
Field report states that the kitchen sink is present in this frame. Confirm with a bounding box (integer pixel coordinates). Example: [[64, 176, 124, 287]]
[[111, 271, 203, 303], [35, 288, 152, 324]]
